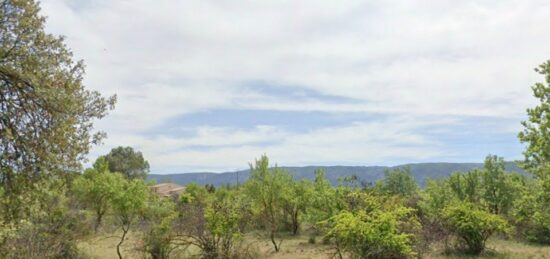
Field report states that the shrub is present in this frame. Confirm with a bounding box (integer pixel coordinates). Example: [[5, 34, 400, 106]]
[[442, 202, 509, 254], [140, 196, 179, 259], [325, 206, 419, 258], [0, 179, 86, 258], [175, 189, 251, 258]]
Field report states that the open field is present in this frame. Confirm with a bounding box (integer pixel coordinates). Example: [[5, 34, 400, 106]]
[[79, 231, 550, 259]]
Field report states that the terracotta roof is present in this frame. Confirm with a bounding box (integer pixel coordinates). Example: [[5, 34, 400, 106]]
[[151, 183, 186, 197]]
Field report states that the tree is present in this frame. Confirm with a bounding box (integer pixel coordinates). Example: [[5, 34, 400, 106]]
[[243, 155, 289, 252], [72, 157, 125, 231], [0, 0, 116, 220], [111, 179, 148, 259], [175, 185, 248, 258], [513, 177, 550, 243], [481, 155, 516, 215], [308, 169, 343, 228], [518, 60, 550, 178], [447, 170, 482, 204], [282, 179, 313, 235], [378, 167, 418, 197], [442, 202, 508, 254], [103, 146, 150, 180], [516, 60, 550, 243]]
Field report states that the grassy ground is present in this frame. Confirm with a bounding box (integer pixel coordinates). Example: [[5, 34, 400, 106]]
[[425, 239, 550, 259], [79, 231, 550, 259]]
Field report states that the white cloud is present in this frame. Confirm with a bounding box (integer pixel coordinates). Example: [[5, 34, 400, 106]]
[[39, 0, 549, 171], [91, 116, 449, 172]]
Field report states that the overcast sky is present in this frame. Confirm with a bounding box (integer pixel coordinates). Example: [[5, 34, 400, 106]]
[[40, 0, 550, 173]]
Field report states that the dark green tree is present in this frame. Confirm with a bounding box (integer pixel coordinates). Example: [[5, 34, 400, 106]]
[[0, 0, 115, 221], [102, 146, 150, 180], [378, 167, 418, 197], [481, 155, 515, 215]]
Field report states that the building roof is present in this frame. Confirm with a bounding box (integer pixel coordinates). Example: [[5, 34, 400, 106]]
[[151, 183, 186, 197]]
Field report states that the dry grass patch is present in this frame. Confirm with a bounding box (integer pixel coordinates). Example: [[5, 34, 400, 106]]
[[426, 238, 550, 259]]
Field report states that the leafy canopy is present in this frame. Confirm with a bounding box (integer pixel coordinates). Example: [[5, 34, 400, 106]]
[[102, 146, 150, 180]]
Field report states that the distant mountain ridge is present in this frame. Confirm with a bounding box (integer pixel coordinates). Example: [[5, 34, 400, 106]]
[[148, 162, 526, 187]]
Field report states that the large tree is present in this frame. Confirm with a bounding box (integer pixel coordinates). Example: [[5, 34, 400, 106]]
[[518, 60, 550, 178], [103, 146, 150, 180], [0, 0, 115, 219], [516, 60, 550, 243]]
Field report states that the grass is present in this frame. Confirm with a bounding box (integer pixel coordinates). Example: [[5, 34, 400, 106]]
[[79, 231, 550, 259], [425, 238, 550, 259]]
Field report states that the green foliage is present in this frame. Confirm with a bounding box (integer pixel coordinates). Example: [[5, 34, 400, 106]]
[[448, 170, 482, 204], [513, 177, 550, 243], [442, 202, 509, 254], [243, 155, 291, 252], [421, 157, 524, 218], [0, 179, 86, 258], [281, 178, 313, 235], [482, 155, 517, 215], [140, 196, 179, 259], [377, 167, 418, 197], [309, 169, 342, 224], [110, 179, 149, 259], [175, 186, 248, 258], [519, 60, 550, 178], [0, 0, 116, 220], [324, 196, 419, 258], [420, 178, 455, 218], [72, 157, 125, 231], [102, 146, 150, 180]]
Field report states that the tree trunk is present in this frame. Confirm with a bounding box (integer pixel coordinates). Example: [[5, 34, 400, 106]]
[[117, 225, 129, 259], [270, 228, 280, 252], [291, 210, 299, 235], [95, 210, 104, 232]]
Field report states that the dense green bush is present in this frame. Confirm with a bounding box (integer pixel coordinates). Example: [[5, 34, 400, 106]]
[[323, 194, 419, 259], [442, 202, 509, 254]]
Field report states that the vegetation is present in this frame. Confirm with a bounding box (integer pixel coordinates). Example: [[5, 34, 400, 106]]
[[2, 0, 550, 258], [442, 202, 509, 254], [102, 146, 151, 180]]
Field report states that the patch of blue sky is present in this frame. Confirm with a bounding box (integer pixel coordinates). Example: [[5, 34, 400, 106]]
[[423, 116, 524, 162], [241, 80, 364, 104], [149, 109, 383, 137]]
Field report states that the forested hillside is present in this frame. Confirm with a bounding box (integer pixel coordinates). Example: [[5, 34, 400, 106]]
[[148, 162, 525, 186]]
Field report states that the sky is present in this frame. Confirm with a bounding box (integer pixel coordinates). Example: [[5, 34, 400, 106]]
[[40, 0, 550, 173]]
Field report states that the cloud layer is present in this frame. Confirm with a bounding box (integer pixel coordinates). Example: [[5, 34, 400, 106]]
[[40, 0, 549, 172]]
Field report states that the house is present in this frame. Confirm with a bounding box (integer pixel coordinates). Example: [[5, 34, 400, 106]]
[[150, 183, 186, 198]]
